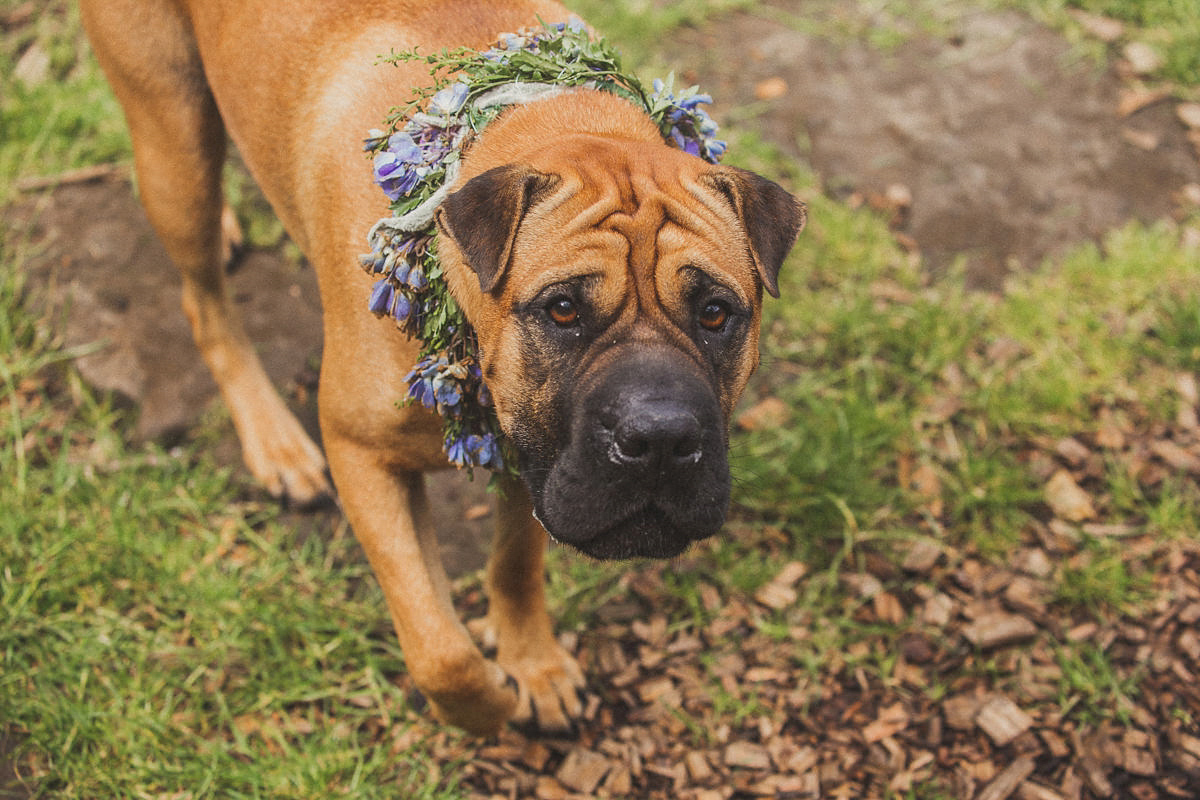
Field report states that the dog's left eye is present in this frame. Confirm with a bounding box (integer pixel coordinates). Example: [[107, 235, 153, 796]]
[[697, 300, 730, 331], [547, 297, 580, 327]]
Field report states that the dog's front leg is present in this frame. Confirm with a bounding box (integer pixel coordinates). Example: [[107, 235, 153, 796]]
[[484, 476, 586, 734], [325, 435, 518, 735]]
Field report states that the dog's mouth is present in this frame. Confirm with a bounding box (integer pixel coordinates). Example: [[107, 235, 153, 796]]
[[535, 501, 721, 560]]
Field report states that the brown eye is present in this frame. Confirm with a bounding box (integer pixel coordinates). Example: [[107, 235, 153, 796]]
[[548, 297, 579, 327], [698, 300, 729, 331]]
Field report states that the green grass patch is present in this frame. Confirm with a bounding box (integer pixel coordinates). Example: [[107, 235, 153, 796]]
[[0, 249, 463, 798]]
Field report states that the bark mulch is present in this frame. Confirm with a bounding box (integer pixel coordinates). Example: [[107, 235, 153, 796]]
[[393, 378, 1200, 800]]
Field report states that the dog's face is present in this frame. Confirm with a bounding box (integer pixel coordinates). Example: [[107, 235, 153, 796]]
[[437, 136, 805, 559]]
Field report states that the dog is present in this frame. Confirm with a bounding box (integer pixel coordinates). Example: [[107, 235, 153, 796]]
[[80, 0, 805, 736]]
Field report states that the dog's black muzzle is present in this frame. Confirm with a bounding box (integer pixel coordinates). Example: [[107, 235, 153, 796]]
[[527, 350, 730, 560]]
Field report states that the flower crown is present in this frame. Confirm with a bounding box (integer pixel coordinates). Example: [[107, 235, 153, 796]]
[[359, 19, 726, 475]]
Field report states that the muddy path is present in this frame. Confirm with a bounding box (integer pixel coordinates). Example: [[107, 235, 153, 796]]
[[10, 4, 1200, 573]]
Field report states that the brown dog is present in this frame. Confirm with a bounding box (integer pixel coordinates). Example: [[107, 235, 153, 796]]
[[80, 0, 805, 735]]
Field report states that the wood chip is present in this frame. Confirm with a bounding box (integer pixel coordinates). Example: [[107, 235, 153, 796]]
[[1044, 470, 1096, 522], [754, 580, 797, 610], [977, 755, 1037, 800], [1178, 102, 1200, 130], [555, 748, 610, 794], [1067, 9, 1124, 42], [902, 538, 943, 573], [923, 592, 957, 627], [1018, 781, 1066, 800], [975, 696, 1034, 746], [1123, 41, 1164, 76], [724, 741, 772, 770], [685, 750, 714, 782], [1117, 87, 1171, 117], [754, 76, 788, 101], [962, 613, 1038, 649], [462, 503, 491, 521], [736, 396, 789, 431], [863, 702, 910, 743], [1151, 440, 1200, 473]]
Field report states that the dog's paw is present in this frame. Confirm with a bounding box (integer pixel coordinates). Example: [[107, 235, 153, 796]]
[[234, 393, 333, 508], [502, 644, 588, 737], [423, 660, 520, 737]]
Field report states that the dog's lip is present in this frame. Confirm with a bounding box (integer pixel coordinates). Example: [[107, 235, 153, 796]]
[[535, 498, 652, 546]]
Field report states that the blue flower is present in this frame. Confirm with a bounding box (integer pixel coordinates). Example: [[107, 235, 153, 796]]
[[407, 377, 435, 409], [432, 376, 462, 410], [445, 435, 468, 466], [466, 433, 498, 467], [367, 279, 394, 315], [429, 82, 469, 116]]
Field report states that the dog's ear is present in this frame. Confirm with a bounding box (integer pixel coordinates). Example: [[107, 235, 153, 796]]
[[700, 167, 806, 298], [436, 165, 560, 293]]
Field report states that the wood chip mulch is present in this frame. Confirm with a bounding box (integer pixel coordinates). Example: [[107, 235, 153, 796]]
[[391, 381, 1200, 800]]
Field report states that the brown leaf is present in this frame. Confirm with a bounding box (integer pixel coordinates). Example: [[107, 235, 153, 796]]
[[1044, 470, 1097, 522]]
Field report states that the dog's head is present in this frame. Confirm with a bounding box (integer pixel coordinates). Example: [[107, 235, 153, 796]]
[[436, 115, 805, 559]]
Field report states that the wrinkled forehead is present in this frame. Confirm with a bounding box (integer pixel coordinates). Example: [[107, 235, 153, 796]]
[[505, 138, 757, 303]]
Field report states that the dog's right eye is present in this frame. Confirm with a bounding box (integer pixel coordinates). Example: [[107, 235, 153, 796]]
[[547, 297, 579, 327]]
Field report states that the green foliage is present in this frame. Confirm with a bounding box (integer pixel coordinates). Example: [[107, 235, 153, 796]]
[[0, 4, 129, 202]]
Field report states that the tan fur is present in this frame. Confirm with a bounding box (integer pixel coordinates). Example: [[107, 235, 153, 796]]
[[81, 0, 799, 735]]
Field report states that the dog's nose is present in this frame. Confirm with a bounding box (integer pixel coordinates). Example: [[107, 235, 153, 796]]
[[609, 400, 703, 469]]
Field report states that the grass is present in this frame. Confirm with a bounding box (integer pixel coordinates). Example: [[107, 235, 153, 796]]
[[3, 0, 1200, 795]]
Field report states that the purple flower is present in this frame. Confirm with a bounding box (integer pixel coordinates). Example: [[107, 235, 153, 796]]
[[373, 153, 420, 201], [429, 82, 469, 116], [367, 279, 394, 315], [391, 293, 412, 323], [406, 265, 428, 290]]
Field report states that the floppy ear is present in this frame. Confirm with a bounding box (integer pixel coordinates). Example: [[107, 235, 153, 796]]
[[700, 167, 807, 298], [435, 165, 560, 293]]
